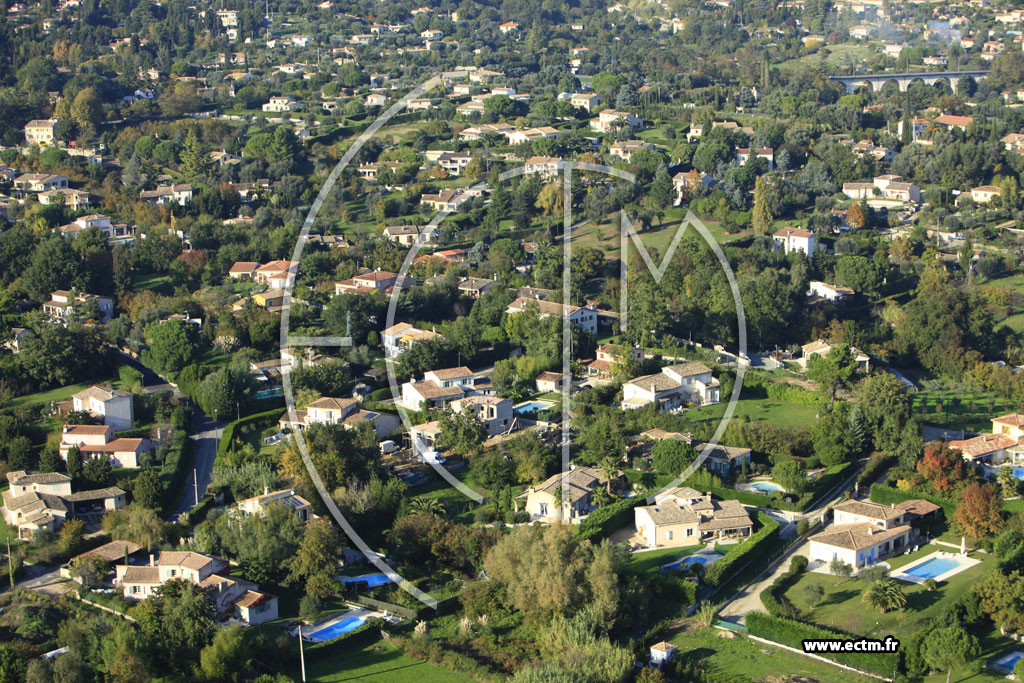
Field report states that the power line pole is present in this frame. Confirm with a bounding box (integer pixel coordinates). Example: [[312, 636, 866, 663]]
[[193, 468, 199, 506], [298, 625, 307, 682]]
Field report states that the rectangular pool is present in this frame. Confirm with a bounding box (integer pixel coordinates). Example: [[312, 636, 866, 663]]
[[341, 573, 394, 588], [902, 556, 962, 579], [306, 615, 366, 642], [992, 650, 1024, 672], [515, 401, 553, 414]]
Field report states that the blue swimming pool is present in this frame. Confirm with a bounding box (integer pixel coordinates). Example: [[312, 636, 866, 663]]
[[516, 401, 552, 414], [342, 573, 394, 588], [663, 556, 707, 571], [306, 615, 366, 642], [903, 556, 962, 579], [253, 388, 282, 399], [743, 481, 784, 493], [994, 650, 1024, 672]]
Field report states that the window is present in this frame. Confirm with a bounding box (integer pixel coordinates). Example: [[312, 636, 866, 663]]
[[666, 530, 673, 541], [538, 503, 549, 517], [686, 528, 693, 537]]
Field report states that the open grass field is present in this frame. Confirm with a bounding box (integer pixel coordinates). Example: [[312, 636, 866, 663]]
[[669, 624, 876, 682], [569, 213, 742, 261], [131, 271, 175, 295], [407, 467, 508, 524], [910, 386, 1016, 433], [776, 43, 877, 76], [4, 380, 100, 411], [686, 395, 820, 429], [782, 545, 995, 639], [300, 640, 477, 683]]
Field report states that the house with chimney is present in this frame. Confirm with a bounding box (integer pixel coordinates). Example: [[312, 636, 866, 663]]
[[278, 396, 399, 438], [69, 385, 134, 429], [621, 362, 720, 410], [808, 499, 912, 568], [2, 470, 126, 540], [401, 366, 483, 410], [773, 227, 817, 255], [634, 487, 753, 548], [59, 424, 153, 468], [115, 551, 279, 624]]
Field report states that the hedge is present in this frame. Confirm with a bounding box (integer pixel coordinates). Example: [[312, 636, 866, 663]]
[[856, 454, 895, 487], [217, 408, 286, 462], [759, 555, 807, 618], [702, 512, 780, 587], [807, 461, 856, 504], [746, 612, 899, 677], [159, 436, 192, 513], [576, 497, 648, 543], [869, 483, 954, 518]]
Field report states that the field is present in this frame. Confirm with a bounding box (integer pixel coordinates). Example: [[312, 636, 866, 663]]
[[686, 395, 820, 429], [668, 624, 876, 682], [3, 380, 101, 411], [988, 271, 1024, 333], [910, 386, 1016, 433], [782, 546, 995, 638], [776, 43, 878, 76], [300, 640, 477, 682], [568, 209, 743, 259]]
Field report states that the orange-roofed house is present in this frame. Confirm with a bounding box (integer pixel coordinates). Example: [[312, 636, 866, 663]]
[[773, 227, 818, 255], [254, 260, 299, 289], [228, 261, 260, 280]]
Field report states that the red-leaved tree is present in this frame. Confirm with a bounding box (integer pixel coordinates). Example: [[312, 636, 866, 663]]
[[917, 443, 971, 493], [954, 482, 1004, 541]]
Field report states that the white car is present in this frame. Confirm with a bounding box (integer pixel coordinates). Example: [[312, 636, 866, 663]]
[[421, 450, 446, 465]]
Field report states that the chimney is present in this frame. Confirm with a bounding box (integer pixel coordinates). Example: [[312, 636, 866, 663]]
[[150, 553, 156, 566]]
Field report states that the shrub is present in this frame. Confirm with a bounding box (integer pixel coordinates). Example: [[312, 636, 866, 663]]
[[703, 513, 780, 587], [575, 497, 647, 543], [299, 594, 321, 621], [746, 612, 897, 676]]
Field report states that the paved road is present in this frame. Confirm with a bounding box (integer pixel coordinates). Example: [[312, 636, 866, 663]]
[[116, 350, 224, 521], [718, 540, 811, 622], [167, 411, 224, 522]]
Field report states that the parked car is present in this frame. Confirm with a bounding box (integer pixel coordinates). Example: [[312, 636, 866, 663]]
[[379, 440, 399, 454]]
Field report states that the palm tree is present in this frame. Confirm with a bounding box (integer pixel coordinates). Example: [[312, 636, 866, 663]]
[[599, 456, 619, 496], [592, 487, 611, 508], [410, 497, 446, 517], [551, 480, 567, 520], [862, 578, 907, 614]]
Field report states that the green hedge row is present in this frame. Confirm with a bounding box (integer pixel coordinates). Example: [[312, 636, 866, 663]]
[[869, 483, 954, 518], [159, 437, 192, 514], [807, 462, 856, 503], [217, 408, 286, 462], [759, 555, 807, 618], [703, 512, 780, 587], [856, 454, 895, 487], [746, 612, 899, 677], [576, 497, 648, 543]]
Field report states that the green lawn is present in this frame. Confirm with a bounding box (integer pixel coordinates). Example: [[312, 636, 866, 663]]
[[623, 545, 703, 576], [3, 381, 99, 411], [301, 640, 477, 683], [131, 272, 174, 295], [408, 468, 505, 524], [782, 546, 996, 638], [669, 625, 876, 682], [686, 396, 820, 429], [910, 387, 1016, 432], [1004, 498, 1024, 516]]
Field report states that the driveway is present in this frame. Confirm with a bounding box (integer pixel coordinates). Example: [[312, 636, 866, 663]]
[[167, 412, 224, 521], [717, 539, 811, 623]]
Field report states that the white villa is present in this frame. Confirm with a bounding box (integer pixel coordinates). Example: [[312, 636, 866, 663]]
[[401, 367, 483, 410], [799, 339, 871, 372], [278, 396, 399, 439], [808, 499, 912, 568], [621, 362, 720, 410], [116, 551, 279, 624], [382, 322, 444, 358], [70, 385, 134, 430], [505, 297, 598, 335]]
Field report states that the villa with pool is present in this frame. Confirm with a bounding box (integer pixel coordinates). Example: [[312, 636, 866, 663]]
[[633, 487, 754, 548], [809, 500, 913, 569]]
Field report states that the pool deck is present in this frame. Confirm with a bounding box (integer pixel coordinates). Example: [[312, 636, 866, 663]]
[[891, 550, 982, 584]]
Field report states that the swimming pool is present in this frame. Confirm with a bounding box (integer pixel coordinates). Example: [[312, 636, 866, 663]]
[[893, 551, 981, 584], [739, 481, 784, 493], [253, 388, 282, 399], [306, 615, 366, 642], [341, 573, 394, 588], [901, 556, 962, 579], [515, 401, 554, 414], [992, 650, 1024, 673], [661, 552, 723, 572]]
